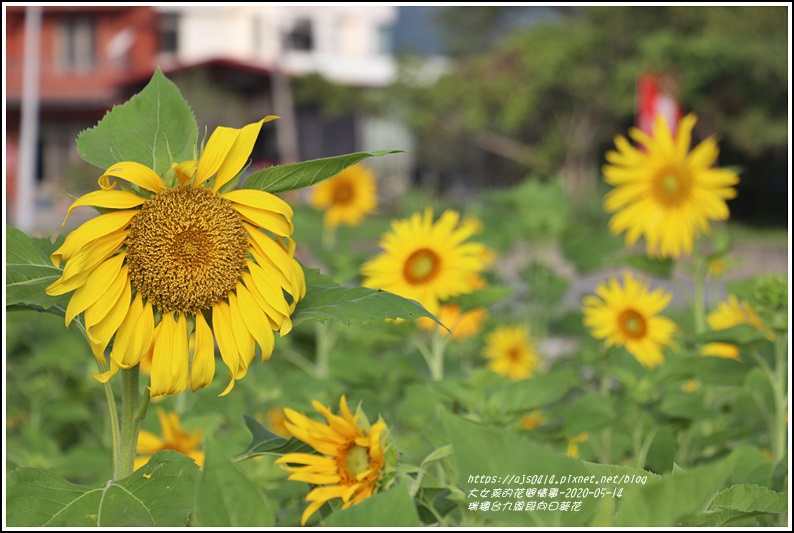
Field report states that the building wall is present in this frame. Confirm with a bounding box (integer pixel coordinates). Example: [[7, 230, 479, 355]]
[[156, 5, 397, 86]]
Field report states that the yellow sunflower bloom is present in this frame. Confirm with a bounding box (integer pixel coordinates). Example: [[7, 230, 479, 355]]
[[417, 304, 488, 341], [483, 325, 540, 381], [701, 295, 770, 359], [265, 406, 291, 439], [582, 273, 677, 369], [361, 208, 488, 314], [566, 432, 589, 459], [45, 118, 306, 397], [309, 164, 377, 228], [276, 396, 389, 526], [134, 408, 204, 472], [603, 114, 740, 258], [519, 410, 547, 430]]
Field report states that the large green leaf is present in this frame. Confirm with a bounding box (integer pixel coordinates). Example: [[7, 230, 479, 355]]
[[323, 484, 420, 527], [711, 484, 787, 514], [6, 451, 200, 527], [441, 411, 656, 527], [614, 456, 735, 526], [6, 227, 68, 314], [76, 68, 197, 176], [236, 415, 313, 461], [291, 268, 441, 327], [494, 368, 578, 414], [197, 439, 274, 527], [242, 150, 403, 194]]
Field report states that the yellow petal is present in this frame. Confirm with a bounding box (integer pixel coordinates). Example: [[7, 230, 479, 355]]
[[87, 280, 132, 363], [109, 293, 154, 369], [234, 204, 292, 236], [46, 230, 128, 296], [235, 284, 275, 361], [223, 189, 293, 219], [174, 160, 198, 186], [227, 292, 256, 371], [246, 261, 291, 317], [64, 253, 126, 327], [91, 360, 120, 383], [51, 210, 136, 267], [196, 126, 240, 186], [136, 430, 165, 455], [150, 314, 188, 398], [98, 161, 165, 192], [191, 312, 216, 392], [213, 117, 275, 192], [84, 264, 130, 332], [62, 190, 145, 226], [212, 301, 244, 380]]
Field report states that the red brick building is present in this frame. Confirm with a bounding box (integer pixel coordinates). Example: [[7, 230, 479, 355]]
[[6, 6, 161, 224]]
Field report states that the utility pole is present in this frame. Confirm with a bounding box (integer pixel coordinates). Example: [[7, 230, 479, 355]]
[[17, 6, 42, 231], [271, 25, 300, 164]]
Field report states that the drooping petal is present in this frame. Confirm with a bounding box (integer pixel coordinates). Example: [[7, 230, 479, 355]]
[[64, 253, 126, 327], [88, 281, 132, 363], [191, 312, 216, 392], [51, 210, 136, 267], [98, 161, 165, 192], [62, 190, 145, 226]]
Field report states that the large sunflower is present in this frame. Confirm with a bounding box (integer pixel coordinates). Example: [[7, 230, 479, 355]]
[[309, 164, 377, 228], [603, 114, 740, 258], [582, 273, 676, 368], [46, 118, 306, 397], [276, 396, 389, 526], [360, 208, 488, 314], [483, 325, 540, 381]]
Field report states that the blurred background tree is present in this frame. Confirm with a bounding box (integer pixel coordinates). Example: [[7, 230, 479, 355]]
[[391, 6, 788, 223]]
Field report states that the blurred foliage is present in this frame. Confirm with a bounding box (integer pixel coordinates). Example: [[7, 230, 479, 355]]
[[395, 6, 788, 204]]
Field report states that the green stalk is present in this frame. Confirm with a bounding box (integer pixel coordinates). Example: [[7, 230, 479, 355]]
[[97, 361, 120, 477], [428, 332, 450, 381], [772, 333, 788, 465], [693, 256, 707, 335], [315, 322, 336, 380], [116, 366, 147, 480]]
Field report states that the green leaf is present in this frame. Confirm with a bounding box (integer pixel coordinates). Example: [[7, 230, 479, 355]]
[[495, 368, 577, 413], [242, 150, 404, 194], [197, 439, 274, 527], [619, 254, 675, 278], [7, 451, 200, 527], [291, 268, 441, 327], [696, 324, 769, 346], [236, 415, 313, 460], [77, 68, 197, 176], [614, 455, 735, 526], [447, 286, 514, 311], [323, 484, 420, 527], [6, 227, 68, 314], [711, 484, 787, 514]]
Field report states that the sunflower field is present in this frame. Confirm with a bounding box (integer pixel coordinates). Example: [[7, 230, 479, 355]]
[[5, 51, 789, 528]]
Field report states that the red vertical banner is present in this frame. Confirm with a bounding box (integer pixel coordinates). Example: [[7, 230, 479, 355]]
[[636, 73, 682, 137]]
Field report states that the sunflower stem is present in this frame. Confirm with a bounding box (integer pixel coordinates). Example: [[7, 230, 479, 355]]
[[98, 361, 121, 479], [693, 255, 708, 335], [117, 366, 143, 480], [771, 333, 788, 466], [321, 224, 337, 251], [428, 332, 450, 381], [315, 322, 336, 379]]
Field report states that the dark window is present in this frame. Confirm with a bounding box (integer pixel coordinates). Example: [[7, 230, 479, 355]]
[[55, 17, 95, 71], [159, 12, 179, 55], [285, 18, 313, 51]]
